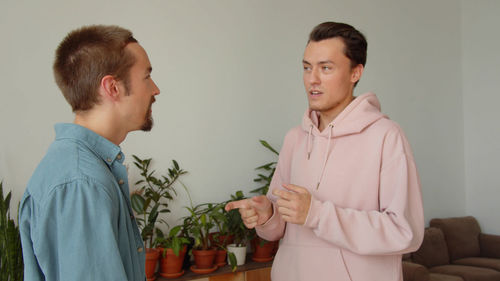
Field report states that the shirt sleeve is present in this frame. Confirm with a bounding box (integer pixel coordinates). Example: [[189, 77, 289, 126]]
[[19, 193, 45, 281], [33, 178, 129, 280], [303, 127, 425, 255]]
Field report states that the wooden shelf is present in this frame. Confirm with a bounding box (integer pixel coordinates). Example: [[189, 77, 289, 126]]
[[156, 255, 272, 281]]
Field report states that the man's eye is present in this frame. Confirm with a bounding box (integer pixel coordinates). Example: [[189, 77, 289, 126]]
[[322, 66, 331, 71], [303, 66, 311, 71]]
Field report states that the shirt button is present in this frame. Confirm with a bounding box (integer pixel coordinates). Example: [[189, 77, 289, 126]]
[[118, 179, 124, 185], [117, 154, 122, 160], [137, 247, 143, 253]]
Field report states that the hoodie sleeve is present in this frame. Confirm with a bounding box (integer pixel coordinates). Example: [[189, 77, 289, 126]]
[[255, 129, 299, 241], [303, 127, 424, 255]]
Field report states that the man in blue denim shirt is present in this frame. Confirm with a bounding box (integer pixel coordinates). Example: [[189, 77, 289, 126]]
[[19, 25, 160, 280]]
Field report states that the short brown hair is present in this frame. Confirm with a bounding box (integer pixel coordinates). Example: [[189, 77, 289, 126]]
[[53, 25, 137, 112], [308, 21, 367, 69]]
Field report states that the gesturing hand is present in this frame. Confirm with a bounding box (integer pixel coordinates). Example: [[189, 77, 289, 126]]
[[225, 195, 273, 229], [272, 184, 311, 225]]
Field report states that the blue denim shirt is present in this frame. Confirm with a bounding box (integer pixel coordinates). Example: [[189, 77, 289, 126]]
[[19, 123, 145, 281]]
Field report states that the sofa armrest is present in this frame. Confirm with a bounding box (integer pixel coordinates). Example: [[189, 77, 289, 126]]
[[402, 261, 430, 281], [480, 233, 500, 258]]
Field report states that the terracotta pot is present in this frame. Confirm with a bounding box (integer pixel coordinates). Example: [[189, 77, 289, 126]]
[[192, 248, 217, 269], [272, 240, 280, 255], [215, 249, 227, 267], [145, 248, 160, 280], [159, 245, 187, 276], [252, 238, 276, 262]]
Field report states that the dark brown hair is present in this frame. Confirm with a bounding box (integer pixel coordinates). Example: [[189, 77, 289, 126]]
[[308, 21, 367, 69], [53, 25, 137, 112]]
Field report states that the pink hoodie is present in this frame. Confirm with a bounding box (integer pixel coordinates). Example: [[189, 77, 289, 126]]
[[256, 93, 424, 281]]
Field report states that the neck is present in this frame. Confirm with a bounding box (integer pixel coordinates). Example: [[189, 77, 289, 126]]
[[318, 95, 354, 132], [74, 110, 127, 145]]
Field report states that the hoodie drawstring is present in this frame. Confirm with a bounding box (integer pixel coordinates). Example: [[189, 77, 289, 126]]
[[307, 125, 313, 160], [316, 124, 334, 189]]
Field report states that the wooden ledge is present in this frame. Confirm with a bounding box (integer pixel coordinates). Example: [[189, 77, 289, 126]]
[[157, 254, 273, 281]]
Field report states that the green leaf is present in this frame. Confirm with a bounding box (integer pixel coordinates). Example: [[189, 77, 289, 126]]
[[130, 194, 145, 214], [228, 252, 238, 272], [172, 236, 181, 256], [260, 139, 279, 155], [169, 225, 182, 237]]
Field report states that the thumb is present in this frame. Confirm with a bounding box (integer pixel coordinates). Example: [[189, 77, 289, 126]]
[[225, 199, 250, 211], [282, 184, 309, 194], [251, 195, 270, 210]]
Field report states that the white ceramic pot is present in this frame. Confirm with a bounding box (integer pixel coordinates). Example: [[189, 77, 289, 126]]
[[227, 244, 247, 266]]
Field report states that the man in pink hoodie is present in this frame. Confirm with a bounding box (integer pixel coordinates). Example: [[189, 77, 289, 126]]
[[226, 22, 424, 281]]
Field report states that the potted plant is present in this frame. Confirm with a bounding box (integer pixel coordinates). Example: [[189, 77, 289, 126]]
[[226, 190, 255, 271], [155, 225, 191, 278], [0, 181, 24, 281], [130, 155, 188, 281], [208, 203, 233, 267], [250, 140, 280, 260], [185, 203, 218, 273]]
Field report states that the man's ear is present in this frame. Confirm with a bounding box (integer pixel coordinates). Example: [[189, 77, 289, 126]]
[[100, 75, 121, 102], [351, 64, 364, 84]]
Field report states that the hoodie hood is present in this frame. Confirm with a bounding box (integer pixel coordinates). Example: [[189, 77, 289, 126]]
[[301, 92, 387, 189], [302, 92, 386, 138]]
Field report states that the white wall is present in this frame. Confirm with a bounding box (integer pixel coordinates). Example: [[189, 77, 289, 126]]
[[1, 0, 469, 231], [462, 0, 500, 234]]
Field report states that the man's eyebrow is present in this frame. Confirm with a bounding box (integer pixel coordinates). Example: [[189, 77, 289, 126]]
[[318, 60, 334, 65], [302, 60, 334, 65]]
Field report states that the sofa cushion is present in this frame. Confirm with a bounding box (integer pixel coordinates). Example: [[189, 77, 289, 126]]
[[403, 261, 430, 281], [430, 264, 500, 281], [480, 233, 500, 258], [429, 273, 464, 281], [430, 216, 481, 261], [453, 257, 500, 271], [413, 227, 450, 268]]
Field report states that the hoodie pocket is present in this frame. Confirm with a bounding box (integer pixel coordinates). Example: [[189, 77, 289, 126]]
[[271, 243, 352, 281]]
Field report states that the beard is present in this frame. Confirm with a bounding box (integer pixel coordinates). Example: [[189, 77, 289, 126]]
[[140, 97, 155, 131]]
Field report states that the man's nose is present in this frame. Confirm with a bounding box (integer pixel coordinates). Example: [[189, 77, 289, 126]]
[[309, 69, 320, 85]]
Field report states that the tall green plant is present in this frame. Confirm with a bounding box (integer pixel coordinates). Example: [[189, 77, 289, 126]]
[[0, 181, 24, 281], [184, 203, 219, 250], [130, 155, 189, 248], [250, 140, 279, 195]]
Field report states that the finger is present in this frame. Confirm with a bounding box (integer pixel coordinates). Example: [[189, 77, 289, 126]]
[[275, 198, 294, 210], [225, 199, 250, 211], [239, 207, 256, 219], [282, 184, 309, 194], [280, 214, 293, 224], [245, 222, 257, 229], [244, 215, 258, 224], [277, 206, 295, 217], [272, 189, 294, 201]]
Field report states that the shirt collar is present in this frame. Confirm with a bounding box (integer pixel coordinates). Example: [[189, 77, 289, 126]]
[[54, 123, 125, 166]]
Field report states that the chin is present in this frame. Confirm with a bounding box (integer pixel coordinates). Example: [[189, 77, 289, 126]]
[[140, 117, 154, 132]]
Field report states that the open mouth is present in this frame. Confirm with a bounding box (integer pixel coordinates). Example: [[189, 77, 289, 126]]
[[309, 90, 323, 97]]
